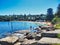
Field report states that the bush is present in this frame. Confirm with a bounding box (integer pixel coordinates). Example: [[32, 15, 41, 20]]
[[52, 43, 60, 45], [52, 16, 60, 29], [57, 34, 60, 38], [54, 24, 60, 29]]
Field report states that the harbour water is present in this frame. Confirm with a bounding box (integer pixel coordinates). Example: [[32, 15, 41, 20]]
[[0, 21, 39, 38]]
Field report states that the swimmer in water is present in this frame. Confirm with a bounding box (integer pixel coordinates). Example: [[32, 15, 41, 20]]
[[30, 26, 32, 30]]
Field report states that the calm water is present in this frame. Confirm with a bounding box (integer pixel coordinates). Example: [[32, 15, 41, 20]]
[[0, 21, 38, 38]]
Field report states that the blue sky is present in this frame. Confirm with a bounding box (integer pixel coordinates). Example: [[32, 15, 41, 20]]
[[0, 0, 60, 15]]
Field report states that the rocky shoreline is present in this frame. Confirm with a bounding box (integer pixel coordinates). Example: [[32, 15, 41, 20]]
[[0, 30, 60, 45]]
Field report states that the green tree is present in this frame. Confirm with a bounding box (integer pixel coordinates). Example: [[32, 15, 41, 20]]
[[46, 8, 54, 21], [52, 4, 60, 29], [24, 14, 27, 21], [56, 4, 60, 17], [52, 4, 60, 24]]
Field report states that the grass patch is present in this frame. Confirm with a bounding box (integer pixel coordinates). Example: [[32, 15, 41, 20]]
[[52, 43, 60, 45], [57, 34, 60, 38], [54, 24, 60, 29]]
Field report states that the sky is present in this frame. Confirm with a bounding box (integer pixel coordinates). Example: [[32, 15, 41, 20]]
[[0, 0, 60, 15]]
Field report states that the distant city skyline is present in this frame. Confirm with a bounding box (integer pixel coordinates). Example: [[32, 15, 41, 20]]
[[0, 0, 60, 15]]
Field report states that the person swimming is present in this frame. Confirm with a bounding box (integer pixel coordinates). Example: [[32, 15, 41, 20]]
[[30, 26, 32, 30]]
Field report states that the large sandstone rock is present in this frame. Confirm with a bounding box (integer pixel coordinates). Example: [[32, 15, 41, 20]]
[[38, 37, 60, 44], [0, 36, 18, 43]]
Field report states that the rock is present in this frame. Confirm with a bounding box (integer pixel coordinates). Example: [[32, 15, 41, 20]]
[[23, 39, 36, 44], [0, 36, 18, 43], [38, 37, 60, 44], [15, 30, 30, 34], [14, 42, 21, 45]]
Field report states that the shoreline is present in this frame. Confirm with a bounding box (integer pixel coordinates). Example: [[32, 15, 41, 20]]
[[0, 21, 43, 25], [0, 30, 60, 45]]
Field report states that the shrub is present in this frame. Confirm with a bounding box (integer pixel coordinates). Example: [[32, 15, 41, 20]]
[[54, 24, 60, 29], [57, 34, 60, 38], [52, 43, 60, 45]]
